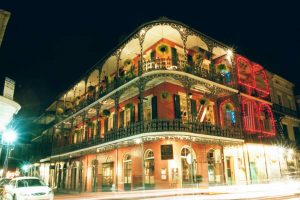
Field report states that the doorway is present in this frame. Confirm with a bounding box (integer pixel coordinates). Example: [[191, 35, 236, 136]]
[[102, 162, 114, 191]]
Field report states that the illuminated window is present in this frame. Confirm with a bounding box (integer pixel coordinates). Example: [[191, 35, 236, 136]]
[[108, 112, 114, 130]]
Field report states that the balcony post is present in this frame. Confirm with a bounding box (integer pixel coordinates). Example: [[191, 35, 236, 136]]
[[82, 111, 87, 143], [70, 117, 74, 145], [137, 79, 146, 122], [181, 78, 192, 123], [138, 29, 147, 76], [96, 104, 101, 139], [112, 92, 120, 130]]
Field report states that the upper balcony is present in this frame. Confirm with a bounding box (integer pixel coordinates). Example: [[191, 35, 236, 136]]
[[272, 103, 298, 118], [46, 19, 238, 125]]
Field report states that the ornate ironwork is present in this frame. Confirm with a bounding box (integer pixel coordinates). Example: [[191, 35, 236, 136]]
[[52, 119, 243, 155]]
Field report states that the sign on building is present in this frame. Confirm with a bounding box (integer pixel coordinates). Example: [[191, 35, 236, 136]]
[[3, 77, 15, 100], [161, 144, 173, 160]]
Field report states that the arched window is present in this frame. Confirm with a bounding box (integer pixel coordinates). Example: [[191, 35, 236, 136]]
[[123, 154, 132, 191], [220, 101, 236, 127], [144, 150, 155, 187], [181, 146, 197, 184]]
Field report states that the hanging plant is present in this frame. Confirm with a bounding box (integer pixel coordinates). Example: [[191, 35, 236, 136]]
[[123, 59, 133, 68], [160, 91, 171, 101], [102, 109, 111, 117], [156, 43, 170, 56], [199, 97, 209, 106], [125, 102, 134, 110]]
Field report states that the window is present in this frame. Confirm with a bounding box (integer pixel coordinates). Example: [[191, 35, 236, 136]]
[[282, 124, 289, 140], [277, 94, 282, 106], [143, 97, 152, 121], [124, 109, 131, 127], [287, 98, 293, 109], [108, 112, 114, 130], [144, 150, 155, 185], [123, 154, 132, 184], [179, 92, 188, 122]]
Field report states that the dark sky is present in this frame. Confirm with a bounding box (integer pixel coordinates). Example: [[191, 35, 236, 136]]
[[1, 1, 300, 136]]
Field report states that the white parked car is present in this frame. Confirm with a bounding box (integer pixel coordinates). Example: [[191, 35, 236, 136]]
[[3, 177, 53, 200]]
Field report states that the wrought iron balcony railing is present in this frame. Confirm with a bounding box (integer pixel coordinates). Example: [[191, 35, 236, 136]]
[[142, 58, 235, 88], [272, 103, 298, 118], [52, 119, 243, 155]]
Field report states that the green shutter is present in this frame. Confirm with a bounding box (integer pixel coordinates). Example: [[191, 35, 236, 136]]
[[130, 105, 135, 124], [138, 102, 142, 122], [187, 54, 193, 66], [104, 118, 108, 133], [174, 94, 181, 119], [151, 96, 158, 119], [120, 110, 124, 127], [171, 47, 178, 65], [191, 99, 197, 121], [150, 50, 156, 60]]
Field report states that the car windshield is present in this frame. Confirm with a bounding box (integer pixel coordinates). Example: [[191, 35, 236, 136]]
[[17, 179, 46, 188], [0, 179, 11, 186]]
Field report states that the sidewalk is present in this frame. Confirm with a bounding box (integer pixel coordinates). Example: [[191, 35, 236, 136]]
[[54, 180, 300, 200]]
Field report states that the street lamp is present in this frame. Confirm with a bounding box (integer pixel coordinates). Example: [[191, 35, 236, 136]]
[[1, 128, 17, 177]]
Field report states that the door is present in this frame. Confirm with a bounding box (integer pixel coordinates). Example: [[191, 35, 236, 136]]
[[102, 162, 114, 191], [225, 157, 235, 184]]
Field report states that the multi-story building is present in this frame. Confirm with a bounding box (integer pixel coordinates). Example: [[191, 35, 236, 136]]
[[0, 9, 10, 47], [32, 18, 299, 192]]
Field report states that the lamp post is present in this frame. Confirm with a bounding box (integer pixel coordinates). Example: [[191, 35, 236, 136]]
[[1, 128, 17, 177]]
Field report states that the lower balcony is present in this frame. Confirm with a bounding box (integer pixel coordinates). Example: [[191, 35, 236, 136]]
[[52, 119, 243, 155]]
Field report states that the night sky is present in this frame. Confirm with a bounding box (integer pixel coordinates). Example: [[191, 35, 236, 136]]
[[1, 1, 300, 138]]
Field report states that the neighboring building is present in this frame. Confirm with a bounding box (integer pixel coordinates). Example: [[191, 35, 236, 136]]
[[31, 18, 299, 192], [0, 9, 10, 47], [268, 73, 300, 143]]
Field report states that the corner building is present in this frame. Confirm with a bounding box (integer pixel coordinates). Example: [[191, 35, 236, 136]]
[[33, 18, 299, 192]]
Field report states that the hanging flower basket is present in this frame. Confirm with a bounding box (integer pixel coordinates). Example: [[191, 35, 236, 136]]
[[160, 91, 171, 101], [199, 97, 209, 106], [123, 59, 133, 68], [156, 43, 170, 56]]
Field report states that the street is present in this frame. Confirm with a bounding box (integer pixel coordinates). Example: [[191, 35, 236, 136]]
[[54, 180, 300, 200]]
